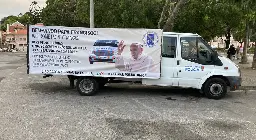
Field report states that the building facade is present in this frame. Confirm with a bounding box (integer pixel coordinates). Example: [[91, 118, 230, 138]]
[[4, 21, 27, 51], [0, 30, 2, 47]]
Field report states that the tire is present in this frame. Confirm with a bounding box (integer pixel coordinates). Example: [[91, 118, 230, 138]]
[[90, 61, 93, 64], [203, 78, 227, 100], [76, 77, 99, 96]]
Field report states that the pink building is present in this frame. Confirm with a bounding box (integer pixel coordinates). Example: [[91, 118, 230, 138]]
[[4, 22, 45, 51], [5, 21, 27, 51]]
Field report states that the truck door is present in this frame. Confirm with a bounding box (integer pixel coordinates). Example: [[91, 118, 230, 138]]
[[142, 35, 179, 86], [176, 36, 215, 88], [160, 35, 179, 86]]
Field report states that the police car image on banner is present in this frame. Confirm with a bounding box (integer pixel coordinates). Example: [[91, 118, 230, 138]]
[[89, 40, 119, 64], [142, 31, 159, 48]]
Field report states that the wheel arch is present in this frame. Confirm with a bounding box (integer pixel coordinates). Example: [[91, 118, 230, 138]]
[[201, 75, 230, 90], [77, 76, 108, 83]]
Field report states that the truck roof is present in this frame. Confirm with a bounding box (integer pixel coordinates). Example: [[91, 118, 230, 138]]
[[163, 32, 200, 36]]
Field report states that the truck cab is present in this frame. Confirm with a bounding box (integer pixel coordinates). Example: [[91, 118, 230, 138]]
[[142, 32, 242, 99]]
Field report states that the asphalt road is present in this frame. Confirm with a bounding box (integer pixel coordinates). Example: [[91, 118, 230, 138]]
[[0, 52, 256, 140]]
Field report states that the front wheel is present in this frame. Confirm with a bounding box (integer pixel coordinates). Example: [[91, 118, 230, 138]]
[[76, 77, 99, 96], [203, 78, 227, 100]]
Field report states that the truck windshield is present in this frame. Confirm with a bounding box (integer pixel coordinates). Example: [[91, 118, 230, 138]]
[[93, 40, 118, 47], [197, 37, 214, 54]]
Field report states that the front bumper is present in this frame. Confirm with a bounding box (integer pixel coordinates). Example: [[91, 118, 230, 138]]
[[89, 56, 115, 63], [227, 76, 242, 91]]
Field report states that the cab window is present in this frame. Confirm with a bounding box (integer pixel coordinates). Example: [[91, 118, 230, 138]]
[[181, 37, 214, 65], [162, 36, 177, 58]]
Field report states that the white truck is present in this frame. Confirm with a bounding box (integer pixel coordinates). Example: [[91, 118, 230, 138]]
[[62, 32, 241, 100], [27, 26, 241, 100]]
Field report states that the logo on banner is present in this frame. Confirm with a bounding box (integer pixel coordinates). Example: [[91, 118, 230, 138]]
[[142, 31, 159, 48], [96, 72, 104, 75]]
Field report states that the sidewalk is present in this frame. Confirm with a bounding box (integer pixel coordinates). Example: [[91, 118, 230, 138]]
[[218, 52, 256, 90]]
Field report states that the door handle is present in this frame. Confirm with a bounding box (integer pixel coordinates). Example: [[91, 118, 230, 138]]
[[177, 60, 180, 65]]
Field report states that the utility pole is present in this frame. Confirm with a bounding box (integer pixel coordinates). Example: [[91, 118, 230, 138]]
[[90, 0, 94, 28]]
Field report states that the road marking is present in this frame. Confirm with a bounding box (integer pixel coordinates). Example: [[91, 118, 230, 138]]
[[10, 72, 14, 75]]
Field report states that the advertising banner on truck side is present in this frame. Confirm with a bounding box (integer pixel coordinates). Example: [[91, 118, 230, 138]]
[[28, 25, 162, 79]]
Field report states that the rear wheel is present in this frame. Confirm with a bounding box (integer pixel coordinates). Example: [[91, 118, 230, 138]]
[[76, 77, 99, 96], [203, 78, 227, 100]]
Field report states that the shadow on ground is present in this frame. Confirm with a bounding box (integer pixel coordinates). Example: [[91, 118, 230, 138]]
[[106, 118, 204, 140], [105, 117, 244, 140], [26, 82, 73, 93], [25, 81, 204, 100]]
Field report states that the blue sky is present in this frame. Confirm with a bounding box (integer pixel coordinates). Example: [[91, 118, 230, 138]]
[[0, 0, 46, 21]]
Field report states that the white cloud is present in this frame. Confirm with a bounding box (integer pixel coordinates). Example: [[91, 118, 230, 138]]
[[0, 0, 46, 20]]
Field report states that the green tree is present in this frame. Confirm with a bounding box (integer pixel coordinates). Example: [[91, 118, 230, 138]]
[[93, 0, 164, 28], [158, 0, 188, 32], [18, 12, 32, 25], [173, 0, 242, 42], [29, 1, 43, 24], [0, 16, 19, 31], [41, 0, 164, 28], [224, 0, 256, 64], [42, 0, 82, 26]]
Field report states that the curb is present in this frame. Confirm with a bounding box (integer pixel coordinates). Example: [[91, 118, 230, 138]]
[[239, 66, 255, 70], [239, 86, 256, 90], [107, 84, 256, 91]]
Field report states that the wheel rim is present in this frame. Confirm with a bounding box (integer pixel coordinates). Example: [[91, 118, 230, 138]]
[[80, 79, 94, 93], [210, 83, 223, 96]]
